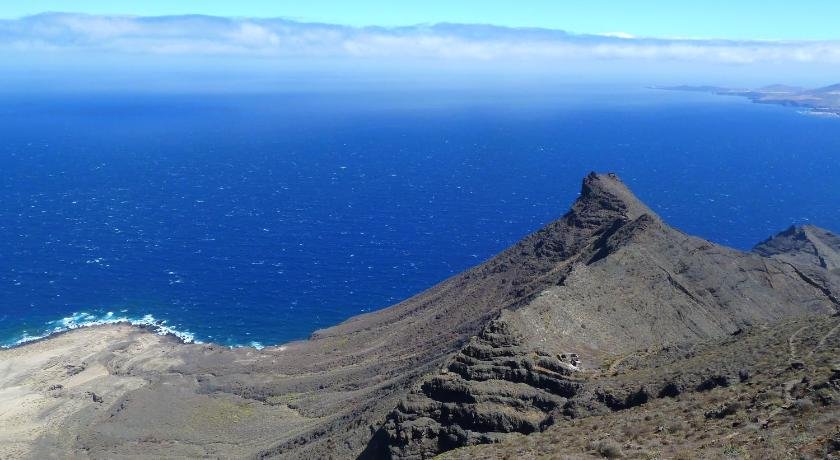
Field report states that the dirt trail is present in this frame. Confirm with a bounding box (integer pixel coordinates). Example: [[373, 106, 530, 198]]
[[759, 321, 839, 429], [787, 325, 809, 361], [606, 348, 655, 374], [808, 322, 840, 357]]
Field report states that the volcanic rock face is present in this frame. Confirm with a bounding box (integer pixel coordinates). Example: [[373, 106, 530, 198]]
[[753, 225, 840, 273], [754, 224, 840, 306], [380, 320, 581, 459], [438, 314, 840, 459], [2, 173, 839, 460], [754, 224, 840, 273], [375, 174, 840, 459]]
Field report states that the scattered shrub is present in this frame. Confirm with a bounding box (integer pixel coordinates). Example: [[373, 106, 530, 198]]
[[705, 401, 742, 419], [791, 398, 815, 414], [672, 450, 695, 460], [622, 422, 645, 440], [722, 444, 746, 458], [595, 439, 624, 458], [666, 420, 687, 434]]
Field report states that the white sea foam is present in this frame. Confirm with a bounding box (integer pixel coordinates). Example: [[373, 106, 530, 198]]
[[229, 340, 265, 351], [1, 311, 200, 348], [798, 110, 840, 118]]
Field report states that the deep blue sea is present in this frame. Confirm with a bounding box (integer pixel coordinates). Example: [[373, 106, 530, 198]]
[[1, 87, 838, 347]]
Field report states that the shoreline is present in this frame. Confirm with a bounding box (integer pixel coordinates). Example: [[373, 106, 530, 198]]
[[2, 317, 284, 352], [1, 321, 186, 350], [0, 311, 204, 350]]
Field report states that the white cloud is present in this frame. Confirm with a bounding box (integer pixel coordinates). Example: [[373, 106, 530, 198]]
[[2, 13, 840, 65], [598, 32, 637, 39], [227, 23, 281, 48]]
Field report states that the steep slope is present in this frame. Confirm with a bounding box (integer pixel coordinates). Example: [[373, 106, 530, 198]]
[[246, 172, 670, 457], [378, 175, 840, 459], [440, 315, 840, 459], [2, 173, 839, 460], [1, 172, 664, 459], [753, 225, 840, 313]]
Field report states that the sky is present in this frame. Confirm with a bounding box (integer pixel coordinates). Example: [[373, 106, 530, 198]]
[[2, 0, 839, 40], [0, 2, 838, 92]]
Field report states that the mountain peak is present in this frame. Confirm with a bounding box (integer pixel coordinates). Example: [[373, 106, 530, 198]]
[[754, 224, 840, 272], [570, 172, 657, 228]]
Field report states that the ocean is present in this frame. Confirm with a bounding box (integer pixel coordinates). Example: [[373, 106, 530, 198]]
[[1, 86, 838, 347]]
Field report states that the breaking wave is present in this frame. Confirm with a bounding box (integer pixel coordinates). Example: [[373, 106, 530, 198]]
[[1, 311, 200, 348]]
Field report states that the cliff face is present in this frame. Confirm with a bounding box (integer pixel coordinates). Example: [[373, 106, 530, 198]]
[[1, 173, 838, 460]]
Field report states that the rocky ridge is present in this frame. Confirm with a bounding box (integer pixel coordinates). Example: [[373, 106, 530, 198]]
[[373, 174, 840, 458], [0, 173, 838, 459]]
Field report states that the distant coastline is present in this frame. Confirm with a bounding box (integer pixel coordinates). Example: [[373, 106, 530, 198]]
[[653, 83, 840, 117]]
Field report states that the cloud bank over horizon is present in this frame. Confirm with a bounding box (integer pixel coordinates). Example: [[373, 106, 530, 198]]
[[1, 12, 839, 93], [3, 12, 840, 65]]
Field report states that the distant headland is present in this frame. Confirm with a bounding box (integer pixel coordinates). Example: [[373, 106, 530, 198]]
[[655, 83, 840, 117]]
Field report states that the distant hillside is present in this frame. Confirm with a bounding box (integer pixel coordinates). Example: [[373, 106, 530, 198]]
[[660, 84, 840, 116], [758, 84, 804, 93]]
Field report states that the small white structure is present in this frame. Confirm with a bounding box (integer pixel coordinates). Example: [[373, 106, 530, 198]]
[[560, 352, 581, 369]]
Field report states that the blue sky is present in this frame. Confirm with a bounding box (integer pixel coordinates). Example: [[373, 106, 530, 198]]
[[2, 0, 839, 40]]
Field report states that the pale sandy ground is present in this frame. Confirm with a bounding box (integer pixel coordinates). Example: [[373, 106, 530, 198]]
[[0, 324, 322, 459], [0, 325, 172, 459]]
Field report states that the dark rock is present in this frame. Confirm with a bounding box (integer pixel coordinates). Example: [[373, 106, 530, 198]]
[[64, 364, 86, 376], [697, 375, 731, 392], [380, 318, 578, 458], [597, 387, 650, 411], [827, 433, 840, 453], [659, 382, 682, 398]]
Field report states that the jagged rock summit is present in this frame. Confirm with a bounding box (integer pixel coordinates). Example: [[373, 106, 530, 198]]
[[755, 224, 840, 273], [1, 173, 838, 460]]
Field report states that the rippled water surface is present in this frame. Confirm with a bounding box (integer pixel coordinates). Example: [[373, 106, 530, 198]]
[[2, 88, 838, 346]]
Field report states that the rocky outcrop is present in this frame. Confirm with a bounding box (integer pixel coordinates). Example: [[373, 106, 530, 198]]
[[754, 224, 840, 310], [379, 319, 581, 459], [437, 315, 840, 459], [754, 224, 840, 273]]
